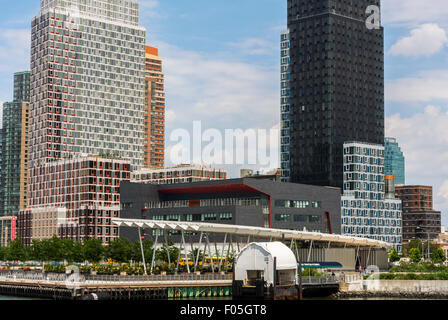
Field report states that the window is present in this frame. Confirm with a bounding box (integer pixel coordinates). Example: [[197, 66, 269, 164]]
[[120, 202, 133, 209], [294, 215, 308, 222], [202, 213, 217, 221], [311, 201, 321, 208], [220, 213, 233, 221], [275, 214, 291, 222]]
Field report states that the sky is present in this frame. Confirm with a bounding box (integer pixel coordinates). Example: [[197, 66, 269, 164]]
[[1, 0, 448, 225]]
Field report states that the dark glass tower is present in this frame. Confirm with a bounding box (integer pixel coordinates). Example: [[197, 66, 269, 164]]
[[287, 0, 384, 189], [0, 72, 30, 217]]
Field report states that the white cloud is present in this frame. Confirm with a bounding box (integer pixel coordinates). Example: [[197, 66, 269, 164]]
[[158, 41, 280, 169], [157, 41, 279, 131], [389, 24, 448, 56], [139, 0, 158, 9], [386, 69, 448, 102], [386, 105, 448, 225], [139, 0, 160, 19], [383, 0, 448, 26], [165, 109, 176, 122], [227, 38, 275, 56], [0, 29, 30, 72]]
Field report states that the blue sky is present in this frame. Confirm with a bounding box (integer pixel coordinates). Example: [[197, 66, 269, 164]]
[[1, 0, 448, 225]]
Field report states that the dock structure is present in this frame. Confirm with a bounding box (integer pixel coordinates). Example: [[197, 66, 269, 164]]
[[0, 271, 343, 300], [0, 272, 233, 300]]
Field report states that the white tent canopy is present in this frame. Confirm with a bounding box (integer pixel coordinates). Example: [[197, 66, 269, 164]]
[[239, 242, 297, 270], [234, 242, 297, 286], [112, 218, 392, 249]]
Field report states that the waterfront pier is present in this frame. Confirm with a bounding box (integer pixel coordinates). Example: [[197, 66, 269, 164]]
[[0, 270, 343, 300], [0, 271, 233, 300]]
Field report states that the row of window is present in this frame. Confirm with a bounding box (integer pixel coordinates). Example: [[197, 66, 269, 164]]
[[152, 213, 233, 222], [342, 208, 402, 219], [342, 217, 402, 227], [145, 197, 264, 209], [342, 200, 401, 210], [275, 200, 321, 209], [275, 214, 321, 223]]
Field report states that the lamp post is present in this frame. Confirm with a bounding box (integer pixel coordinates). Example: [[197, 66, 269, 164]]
[[416, 226, 431, 260]]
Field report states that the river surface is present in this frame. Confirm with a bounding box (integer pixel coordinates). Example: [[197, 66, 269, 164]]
[[0, 295, 37, 300]]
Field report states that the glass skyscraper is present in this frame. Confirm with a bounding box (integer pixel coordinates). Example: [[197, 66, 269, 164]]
[[0, 72, 30, 217], [29, 0, 146, 170], [287, 0, 385, 189], [384, 137, 405, 185]]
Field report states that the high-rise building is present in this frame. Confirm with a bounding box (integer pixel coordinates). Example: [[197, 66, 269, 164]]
[[144, 46, 165, 169], [384, 137, 405, 185], [0, 71, 30, 217], [0, 128, 3, 204], [395, 185, 441, 243], [341, 142, 402, 251], [24, 0, 146, 243], [280, 30, 291, 182], [29, 0, 146, 170], [287, 0, 384, 189]]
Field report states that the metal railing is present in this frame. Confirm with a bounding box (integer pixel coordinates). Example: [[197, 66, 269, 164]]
[[0, 270, 233, 284], [342, 274, 362, 283], [300, 276, 339, 285], [1, 270, 342, 286]]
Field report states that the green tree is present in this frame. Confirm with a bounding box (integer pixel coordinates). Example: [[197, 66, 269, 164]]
[[61, 239, 77, 263], [39, 236, 65, 261], [409, 248, 422, 264], [404, 239, 438, 259], [5, 239, 28, 261], [388, 249, 400, 263], [30, 240, 44, 261], [83, 238, 104, 262], [156, 244, 180, 265], [131, 239, 154, 263], [72, 241, 85, 263], [106, 238, 133, 263], [431, 248, 446, 264], [0, 246, 5, 261]]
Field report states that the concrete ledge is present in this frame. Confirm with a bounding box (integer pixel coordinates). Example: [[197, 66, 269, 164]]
[[342, 280, 448, 295]]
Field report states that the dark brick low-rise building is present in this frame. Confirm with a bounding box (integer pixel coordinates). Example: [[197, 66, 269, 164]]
[[402, 211, 441, 243], [395, 185, 441, 243], [119, 178, 341, 242]]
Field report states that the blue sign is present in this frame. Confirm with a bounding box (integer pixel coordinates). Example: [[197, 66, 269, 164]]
[[299, 262, 342, 269]]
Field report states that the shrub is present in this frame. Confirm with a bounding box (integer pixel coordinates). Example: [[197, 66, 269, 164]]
[[80, 265, 91, 274]]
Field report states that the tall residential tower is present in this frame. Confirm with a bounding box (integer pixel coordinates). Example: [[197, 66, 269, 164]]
[[287, 0, 384, 189], [144, 46, 165, 169], [29, 0, 146, 170], [24, 0, 147, 243]]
